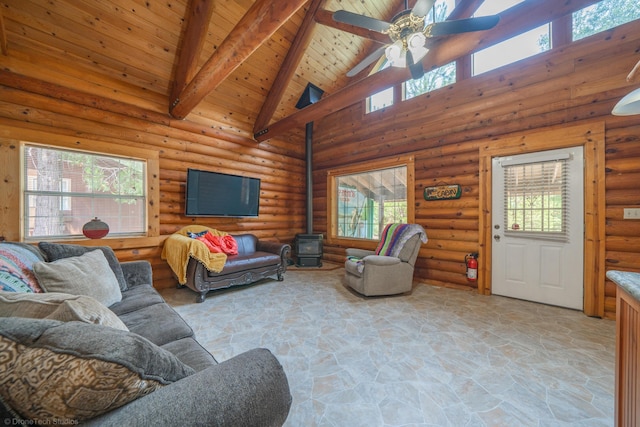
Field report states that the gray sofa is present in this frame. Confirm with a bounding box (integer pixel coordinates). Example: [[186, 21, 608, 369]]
[[0, 242, 292, 426]]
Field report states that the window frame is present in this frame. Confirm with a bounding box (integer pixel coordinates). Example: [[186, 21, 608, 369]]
[[22, 143, 148, 241], [403, 61, 457, 100], [0, 132, 159, 247], [327, 155, 415, 248], [366, 86, 395, 114]]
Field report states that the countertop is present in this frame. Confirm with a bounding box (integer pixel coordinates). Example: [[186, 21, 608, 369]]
[[607, 270, 640, 301]]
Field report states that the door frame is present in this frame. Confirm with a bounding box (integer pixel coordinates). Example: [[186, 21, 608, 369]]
[[478, 122, 606, 317]]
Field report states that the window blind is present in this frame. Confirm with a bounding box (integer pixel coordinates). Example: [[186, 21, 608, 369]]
[[502, 156, 570, 241]]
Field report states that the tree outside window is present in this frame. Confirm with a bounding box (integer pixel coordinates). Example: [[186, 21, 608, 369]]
[[24, 144, 146, 240], [572, 0, 640, 41]]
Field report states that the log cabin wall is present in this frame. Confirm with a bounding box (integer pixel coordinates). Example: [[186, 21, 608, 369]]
[[0, 82, 307, 291], [312, 19, 640, 319]]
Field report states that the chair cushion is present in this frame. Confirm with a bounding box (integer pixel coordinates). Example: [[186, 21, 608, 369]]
[[0, 317, 195, 422], [0, 292, 128, 331], [206, 251, 280, 276], [109, 284, 165, 316], [33, 250, 122, 307], [161, 337, 218, 372], [117, 302, 194, 346], [39, 242, 128, 292], [234, 234, 258, 254]]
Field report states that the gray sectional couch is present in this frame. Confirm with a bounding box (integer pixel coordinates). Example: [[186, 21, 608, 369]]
[[0, 242, 291, 426]]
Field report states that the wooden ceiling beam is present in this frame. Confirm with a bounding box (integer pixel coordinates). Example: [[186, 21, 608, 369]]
[[254, 0, 600, 142], [170, 0, 308, 119], [170, 0, 216, 106], [253, 0, 328, 135]]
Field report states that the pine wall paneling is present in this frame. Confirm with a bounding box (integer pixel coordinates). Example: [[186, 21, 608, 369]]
[[313, 19, 640, 319], [0, 80, 307, 291]]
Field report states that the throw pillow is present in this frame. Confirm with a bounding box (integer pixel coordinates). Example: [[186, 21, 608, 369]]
[[0, 242, 44, 293], [0, 317, 195, 422], [33, 250, 122, 307], [38, 242, 128, 291], [0, 292, 128, 331]]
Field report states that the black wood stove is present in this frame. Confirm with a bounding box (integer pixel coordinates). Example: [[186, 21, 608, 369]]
[[295, 233, 323, 267], [294, 83, 325, 268]]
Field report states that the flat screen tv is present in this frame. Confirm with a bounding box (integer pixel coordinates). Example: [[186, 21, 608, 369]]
[[185, 168, 260, 217]]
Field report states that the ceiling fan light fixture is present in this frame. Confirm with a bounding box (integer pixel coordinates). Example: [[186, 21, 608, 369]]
[[385, 40, 406, 68], [407, 32, 428, 63], [612, 87, 640, 116]]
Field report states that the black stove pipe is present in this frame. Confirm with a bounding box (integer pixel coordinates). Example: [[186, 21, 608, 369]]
[[305, 121, 313, 234]]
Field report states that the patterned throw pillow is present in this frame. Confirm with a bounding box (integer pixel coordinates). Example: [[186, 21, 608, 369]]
[[0, 243, 44, 293], [0, 318, 195, 422]]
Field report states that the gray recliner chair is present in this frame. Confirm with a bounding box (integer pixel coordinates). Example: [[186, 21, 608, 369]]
[[344, 224, 427, 296]]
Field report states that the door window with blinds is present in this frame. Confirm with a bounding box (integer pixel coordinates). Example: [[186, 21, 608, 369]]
[[23, 144, 147, 240], [501, 153, 570, 241]]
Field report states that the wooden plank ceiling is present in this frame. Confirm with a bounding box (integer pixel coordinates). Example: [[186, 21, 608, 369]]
[[0, 0, 598, 141], [0, 0, 405, 140]]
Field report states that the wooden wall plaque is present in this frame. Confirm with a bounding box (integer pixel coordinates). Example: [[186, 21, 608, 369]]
[[424, 184, 462, 201]]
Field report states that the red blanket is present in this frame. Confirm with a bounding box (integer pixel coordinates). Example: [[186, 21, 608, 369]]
[[196, 232, 238, 255]]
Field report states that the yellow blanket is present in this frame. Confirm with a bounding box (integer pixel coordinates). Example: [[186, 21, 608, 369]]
[[161, 225, 229, 285]]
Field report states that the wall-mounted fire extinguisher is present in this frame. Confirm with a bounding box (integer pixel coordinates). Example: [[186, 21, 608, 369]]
[[465, 253, 478, 282]]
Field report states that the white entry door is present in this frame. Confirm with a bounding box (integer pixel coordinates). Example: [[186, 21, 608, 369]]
[[491, 147, 584, 310]]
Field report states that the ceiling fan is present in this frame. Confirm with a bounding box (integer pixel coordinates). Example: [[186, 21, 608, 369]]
[[333, 0, 500, 79]]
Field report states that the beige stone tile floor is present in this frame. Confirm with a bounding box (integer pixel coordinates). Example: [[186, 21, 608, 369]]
[[161, 267, 615, 427]]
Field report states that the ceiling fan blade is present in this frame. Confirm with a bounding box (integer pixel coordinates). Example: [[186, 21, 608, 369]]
[[347, 45, 387, 77], [411, 0, 436, 18], [427, 15, 500, 37], [333, 10, 391, 33], [369, 55, 388, 76], [406, 50, 425, 80]]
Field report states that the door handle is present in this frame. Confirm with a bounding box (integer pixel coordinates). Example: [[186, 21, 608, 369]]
[[494, 235, 501, 241]]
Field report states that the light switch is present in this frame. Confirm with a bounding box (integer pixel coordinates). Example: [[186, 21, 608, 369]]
[[623, 208, 640, 219]]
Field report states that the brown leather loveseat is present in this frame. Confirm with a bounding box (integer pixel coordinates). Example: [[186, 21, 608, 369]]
[[185, 234, 290, 302], [162, 227, 291, 303]]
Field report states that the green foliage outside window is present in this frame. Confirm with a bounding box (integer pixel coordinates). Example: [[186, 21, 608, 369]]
[[573, 0, 640, 41]]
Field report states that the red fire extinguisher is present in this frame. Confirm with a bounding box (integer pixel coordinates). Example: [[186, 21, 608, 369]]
[[465, 253, 478, 282]]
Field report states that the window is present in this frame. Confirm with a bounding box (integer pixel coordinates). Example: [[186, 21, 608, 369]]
[[473, 0, 524, 16], [473, 24, 551, 76], [60, 178, 72, 211], [503, 158, 569, 240], [471, 0, 550, 76], [328, 156, 415, 244], [367, 86, 394, 113], [23, 144, 147, 240], [404, 62, 456, 100], [572, 0, 640, 41]]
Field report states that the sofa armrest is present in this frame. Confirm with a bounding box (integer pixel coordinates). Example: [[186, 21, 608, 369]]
[[85, 348, 291, 427], [256, 240, 290, 258], [120, 260, 153, 288], [345, 248, 375, 258]]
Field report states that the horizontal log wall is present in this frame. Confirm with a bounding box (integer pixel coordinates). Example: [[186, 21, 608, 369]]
[[313, 19, 640, 319], [0, 81, 307, 290]]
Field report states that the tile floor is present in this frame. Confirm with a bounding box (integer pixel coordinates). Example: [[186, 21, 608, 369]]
[[161, 267, 615, 427]]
